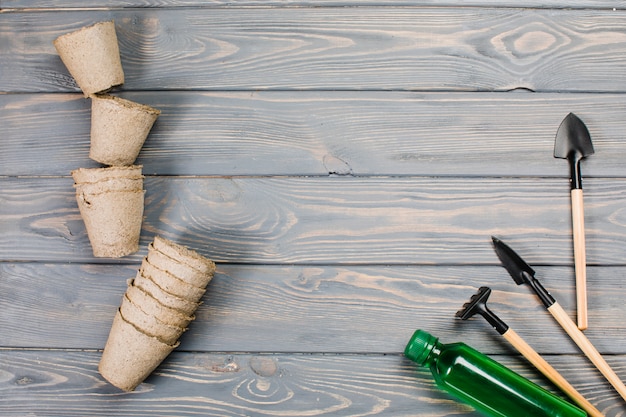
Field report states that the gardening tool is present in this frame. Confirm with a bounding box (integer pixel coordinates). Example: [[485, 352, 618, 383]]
[[492, 236, 626, 402], [456, 286, 603, 417], [554, 112, 594, 330]]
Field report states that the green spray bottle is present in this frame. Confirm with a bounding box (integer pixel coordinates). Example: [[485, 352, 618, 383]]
[[405, 330, 586, 417]]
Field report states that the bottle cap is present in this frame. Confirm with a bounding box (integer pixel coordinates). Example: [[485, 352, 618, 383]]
[[404, 329, 438, 365]]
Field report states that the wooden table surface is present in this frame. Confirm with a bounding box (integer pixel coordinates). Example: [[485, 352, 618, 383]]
[[3, 1, 626, 416]]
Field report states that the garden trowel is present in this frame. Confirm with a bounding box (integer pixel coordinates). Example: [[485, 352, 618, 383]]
[[554, 113, 594, 330]]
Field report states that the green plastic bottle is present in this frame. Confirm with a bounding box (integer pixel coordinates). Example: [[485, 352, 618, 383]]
[[404, 330, 586, 417]]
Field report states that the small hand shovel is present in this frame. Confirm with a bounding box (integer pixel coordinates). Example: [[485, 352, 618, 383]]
[[493, 236, 626, 402], [554, 113, 594, 330]]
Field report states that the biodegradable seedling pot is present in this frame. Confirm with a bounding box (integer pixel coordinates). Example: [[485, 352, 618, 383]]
[[53, 21, 124, 97], [99, 310, 177, 391], [125, 284, 194, 328], [75, 177, 144, 195], [140, 259, 206, 302], [147, 245, 213, 288], [152, 236, 216, 275], [120, 295, 185, 345], [71, 165, 143, 184], [90, 94, 161, 166], [131, 273, 200, 316], [75, 189, 145, 258]]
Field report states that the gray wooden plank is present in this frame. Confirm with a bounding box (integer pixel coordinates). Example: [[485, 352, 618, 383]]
[[2, 262, 626, 353], [0, 350, 623, 416], [4, 8, 626, 93], [4, 1, 626, 9], [5, 4, 626, 417], [2, 176, 626, 265], [3, 91, 626, 177]]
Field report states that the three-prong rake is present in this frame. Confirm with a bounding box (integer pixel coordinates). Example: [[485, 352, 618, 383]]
[[457, 286, 602, 417]]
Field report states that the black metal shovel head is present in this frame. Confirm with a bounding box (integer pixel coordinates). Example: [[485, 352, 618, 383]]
[[554, 113, 594, 161], [491, 236, 535, 285]]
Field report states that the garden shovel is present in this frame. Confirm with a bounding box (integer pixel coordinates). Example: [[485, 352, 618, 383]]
[[554, 113, 594, 330], [492, 236, 626, 402]]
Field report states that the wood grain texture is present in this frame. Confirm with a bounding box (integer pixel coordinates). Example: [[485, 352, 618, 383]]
[[2, 91, 626, 177], [4, 8, 626, 93], [3, 176, 626, 265], [0, 350, 624, 417], [4, 3, 626, 415], [548, 301, 626, 403], [2, 262, 626, 354], [4, 0, 626, 9]]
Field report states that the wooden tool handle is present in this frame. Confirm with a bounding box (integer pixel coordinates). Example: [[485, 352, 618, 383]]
[[503, 328, 603, 417], [571, 188, 588, 330], [549, 302, 626, 402]]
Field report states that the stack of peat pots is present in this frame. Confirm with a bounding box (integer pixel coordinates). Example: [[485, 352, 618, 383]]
[[54, 21, 217, 391], [99, 236, 216, 391], [54, 20, 161, 258], [71, 165, 145, 257]]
